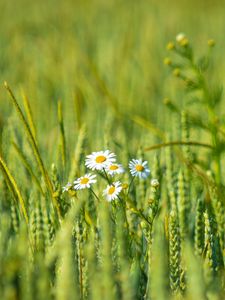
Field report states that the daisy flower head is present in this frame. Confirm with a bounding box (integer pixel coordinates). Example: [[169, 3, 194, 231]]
[[129, 159, 150, 179], [103, 181, 122, 202], [74, 173, 96, 190], [106, 163, 125, 176], [62, 182, 72, 193], [85, 150, 116, 171]]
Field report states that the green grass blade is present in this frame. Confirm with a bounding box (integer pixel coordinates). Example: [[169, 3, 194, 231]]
[[21, 90, 37, 144], [4, 81, 62, 219], [0, 155, 29, 224], [57, 100, 66, 169], [12, 142, 45, 196]]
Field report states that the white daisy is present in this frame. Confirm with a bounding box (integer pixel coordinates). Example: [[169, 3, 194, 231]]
[[106, 163, 125, 176], [85, 150, 116, 171], [129, 159, 150, 179], [103, 181, 122, 202], [62, 182, 72, 193], [73, 173, 96, 190]]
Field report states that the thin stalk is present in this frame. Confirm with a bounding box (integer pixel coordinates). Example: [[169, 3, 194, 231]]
[[118, 195, 130, 231], [90, 188, 100, 202], [57, 100, 66, 169], [0, 155, 29, 224], [12, 142, 45, 196], [103, 168, 111, 184], [22, 90, 37, 144], [127, 176, 135, 196], [4, 82, 62, 220], [144, 141, 213, 152]]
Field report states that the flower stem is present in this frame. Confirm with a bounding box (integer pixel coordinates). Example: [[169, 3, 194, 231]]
[[90, 188, 100, 202], [127, 176, 135, 196], [103, 168, 111, 184]]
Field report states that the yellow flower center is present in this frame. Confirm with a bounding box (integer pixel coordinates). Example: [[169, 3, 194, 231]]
[[109, 165, 118, 170], [80, 177, 89, 184], [95, 155, 106, 163], [135, 164, 144, 172], [108, 186, 115, 195]]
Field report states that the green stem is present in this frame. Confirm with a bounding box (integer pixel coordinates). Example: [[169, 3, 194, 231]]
[[90, 188, 100, 202], [4, 82, 62, 221], [127, 176, 135, 196], [144, 141, 213, 152], [103, 168, 111, 184], [118, 196, 130, 231]]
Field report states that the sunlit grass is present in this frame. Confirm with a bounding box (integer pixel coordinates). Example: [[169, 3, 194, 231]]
[[1, 1, 225, 299]]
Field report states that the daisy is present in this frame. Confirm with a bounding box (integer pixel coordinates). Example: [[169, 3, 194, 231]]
[[62, 182, 72, 193], [106, 163, 125, 176], [103, 181, 122, 202], [85, 150, 116, 171], [74, 173, 96, 190], [129, 159, 150, 179]]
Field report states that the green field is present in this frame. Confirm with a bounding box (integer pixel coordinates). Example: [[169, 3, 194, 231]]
[[1, 0, 225, 299]]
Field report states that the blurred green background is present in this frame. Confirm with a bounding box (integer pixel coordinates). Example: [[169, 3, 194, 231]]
[[0, 0, 225, 159]]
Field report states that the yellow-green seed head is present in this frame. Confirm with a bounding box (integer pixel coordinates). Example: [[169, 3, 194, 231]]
[[180, 37, 189, 47], [164, 57, 172, 65], [122, 183, 129, 190], [166, 42, 175, 50], [53, 191, 60, 198], [68, 190, 76, 197], [208, 39, 215, 47], [163, 97, 171, 105], [173, 68, 181, 77]]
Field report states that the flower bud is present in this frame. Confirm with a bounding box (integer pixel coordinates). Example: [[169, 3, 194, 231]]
[[173, 68, 181, 77], [164, 57, 172, 65], [176, 33, 186, 43], [122, 183, 129, 190], [151, 178, 159, 188], [208, 39, 215, 47], [167, 42, 175, 50]]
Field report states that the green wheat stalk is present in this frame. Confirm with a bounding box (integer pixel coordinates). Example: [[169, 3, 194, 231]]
[[57, 100, 66, 169], [12, 142, 45, 196], [4, 81, 62, 220], [21, 90, 37, 144], [0, 155, 29, 224]]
